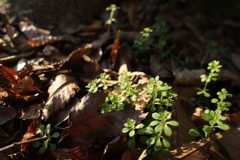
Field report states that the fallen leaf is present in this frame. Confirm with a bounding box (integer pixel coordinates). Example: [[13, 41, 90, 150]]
[[171, 134, 218, 159], [62, 92, 147, 147], [0, 107, 16, 125], [173, 68, 205, 86], [41, 74, 80, 121], [150, 54, 173, 78], [101, 135, 128, 160], [20, 118, 41, 152]]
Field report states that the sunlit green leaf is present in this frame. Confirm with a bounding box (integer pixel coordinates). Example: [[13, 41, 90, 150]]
[[146, 137, 156, 146], [129, 130, 135, 137], [167, 120, 179, 126], [122, 128, 130, 133], [162, 137, 171, 148], [164, 125, 172, 136]]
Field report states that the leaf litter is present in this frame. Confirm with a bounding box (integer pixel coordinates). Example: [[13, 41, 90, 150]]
[[0, 1, 240, 159]]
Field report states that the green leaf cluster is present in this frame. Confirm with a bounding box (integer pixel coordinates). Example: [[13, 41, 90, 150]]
[[197, 60, 222, 97], [122, 76, 178, 158], [101, 72, 140, 113], [146, 76, 177, 112], [86, 73, 113, 93], [122, 111, 179, 158], [32, 124, 60, 154]]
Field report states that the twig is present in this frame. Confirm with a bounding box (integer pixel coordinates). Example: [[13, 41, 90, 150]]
[[0, 137, 47, 152]]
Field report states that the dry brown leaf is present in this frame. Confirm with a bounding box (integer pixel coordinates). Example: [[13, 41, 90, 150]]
[[150, 54, 172, 78], [101, 135, 128, 160], [18, 103, 41, 119], [121, 148, 142, 160], [171, 134, 218, 159], [61, 92, 147, 148], [172, 99, 198, 146], [218, 126, 240, 159], [0, 107, 16, 125], [20, 118, 41, 152], [173, 68, 205, 86], [19, 20, 50, 39], [41, 74, 80, 121]]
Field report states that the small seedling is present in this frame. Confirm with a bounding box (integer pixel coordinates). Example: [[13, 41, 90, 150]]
[[132, 27, 153, 63], [196, 60, 222, 97], [105, 4, 120, 25], [32, 124, 60, 154], [86, 73, 113, 93]]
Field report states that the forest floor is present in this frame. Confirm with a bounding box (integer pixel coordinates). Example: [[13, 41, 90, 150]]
[[1, 1, 240, 160]]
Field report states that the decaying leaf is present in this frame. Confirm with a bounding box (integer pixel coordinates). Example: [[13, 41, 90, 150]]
[[101, 135, 128, 160], [173, 68, 205, 86], [218, 126, 240, 160], [62, 92, 147, 148], [20, 118, 41, 152], [0, 107, 16, 125], [41, 74, 80, 121], [171, 134, 218, 159], [0, 65, 21, 91], [172, 99, 197, 146]]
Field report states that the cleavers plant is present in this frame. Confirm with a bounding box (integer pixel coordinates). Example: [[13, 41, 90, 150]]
[[190, 60, 232, 139], [32, 124, 60, 154]]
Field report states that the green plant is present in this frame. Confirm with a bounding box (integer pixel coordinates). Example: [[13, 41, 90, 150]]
[[32, 124, 60, 154], [105, 4, 120, 25], [190, 88, 232, 138], [190, 60, 232, 139], [101, 72, 140, 113], [132, 27, 153, 63], [196, 60, 222, 97], [200, 41, 218, 68], [86, 73, 113, 93], [122, 76, 179, 158], [145, 76, 177, 112]]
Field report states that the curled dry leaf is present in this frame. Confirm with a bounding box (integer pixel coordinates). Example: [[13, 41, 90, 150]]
[[41, 74, 80, 121]]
